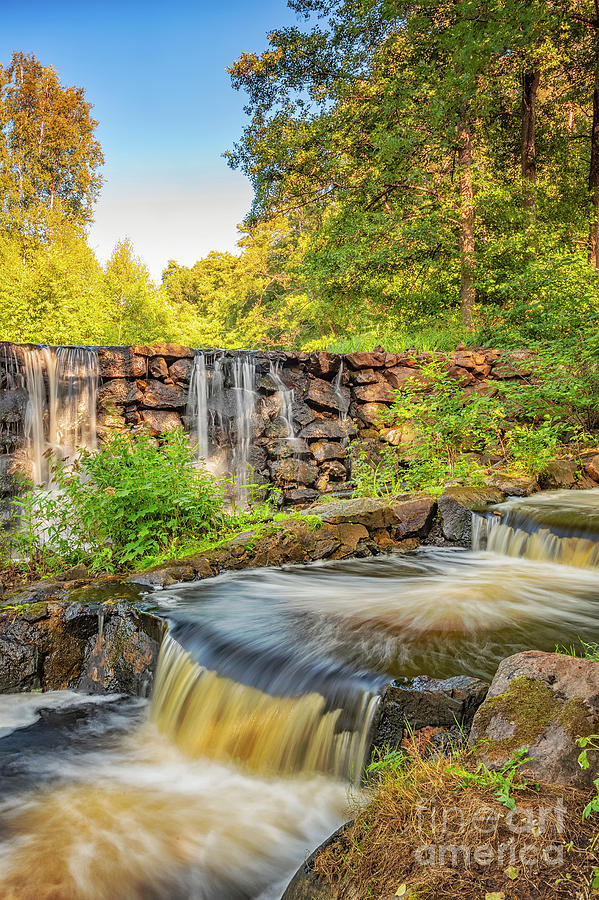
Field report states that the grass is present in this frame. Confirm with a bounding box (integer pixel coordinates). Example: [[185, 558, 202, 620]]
[[556, 639, 599, 662], [324, 321, 477, 355], [314, 739, 599, 900]]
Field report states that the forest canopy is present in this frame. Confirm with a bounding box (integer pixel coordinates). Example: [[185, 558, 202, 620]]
[[2, 0, 599, 351]]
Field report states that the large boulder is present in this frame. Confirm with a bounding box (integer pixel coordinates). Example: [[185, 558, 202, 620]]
[[309, 495, 435, 537], [0, 599, 162, 696], [437, 486, 505, 543], [469, 651, 599, 789]]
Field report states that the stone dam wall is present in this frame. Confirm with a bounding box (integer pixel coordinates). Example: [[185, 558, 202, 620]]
[[0, 341, 535, 514]]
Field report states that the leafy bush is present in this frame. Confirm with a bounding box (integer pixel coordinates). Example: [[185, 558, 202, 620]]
[[13, 427, 226, 572], [350, 350, 595, 496]]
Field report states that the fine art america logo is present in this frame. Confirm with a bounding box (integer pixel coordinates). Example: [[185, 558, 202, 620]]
[[414, 799, 566, 868]]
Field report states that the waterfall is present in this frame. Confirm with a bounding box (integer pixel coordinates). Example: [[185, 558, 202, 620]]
[[230, 354, 257, 505], [186, 350, 257, 504], [472, 489, 599, 568], [187, 351, 210, 460], [333, 360, 350, 425], [22, 346, 99, 485], [269, 360, 295, 439], [150, 633, 378, 784]]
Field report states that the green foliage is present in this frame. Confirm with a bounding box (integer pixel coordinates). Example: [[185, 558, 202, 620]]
[[556, 639, 599, 662], [351, 350, 596, 494], [13, 428, 226, 573], [454, 747, 536, 811], [577, 735, 599, 822], [349, 440, 407, 498], [385, 360, 502, 492]]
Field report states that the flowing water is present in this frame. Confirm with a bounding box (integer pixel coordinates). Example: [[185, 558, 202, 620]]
[[186, 351, 258, 504], [269, 360, 295, 439], [21, 345, 99, 485], [2, 488, 599, 897]]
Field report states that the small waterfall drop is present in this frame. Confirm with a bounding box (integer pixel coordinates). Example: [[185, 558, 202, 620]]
[[186, 350, 257, 504], [22, 346, 99, 485], [472, 489, 599, 568], [150, 633, 378, 784]]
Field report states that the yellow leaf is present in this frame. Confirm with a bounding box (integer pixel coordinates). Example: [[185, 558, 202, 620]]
[[395, 886, 408, 897], [504, 866, 520, 880], [485, 894, 505, 900]]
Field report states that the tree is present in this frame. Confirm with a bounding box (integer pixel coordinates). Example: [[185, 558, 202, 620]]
[[0, 52, 103, 250]]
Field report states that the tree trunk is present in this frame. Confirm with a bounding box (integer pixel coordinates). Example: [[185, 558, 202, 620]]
[[521, 69, 540, 220], [458, 113, 475, 327], [590, 46, 599, 269]]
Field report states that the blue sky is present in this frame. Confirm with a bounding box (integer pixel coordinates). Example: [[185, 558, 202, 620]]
[[1, 0, 296, 279]]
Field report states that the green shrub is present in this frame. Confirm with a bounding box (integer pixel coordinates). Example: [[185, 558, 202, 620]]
[[13, 427, 226, 573]]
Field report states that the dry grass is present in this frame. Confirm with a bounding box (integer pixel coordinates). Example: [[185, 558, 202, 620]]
[[314, 740, 599, 900]]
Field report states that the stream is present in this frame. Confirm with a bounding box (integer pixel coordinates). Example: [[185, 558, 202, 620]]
[[0, 489, 598, 898]]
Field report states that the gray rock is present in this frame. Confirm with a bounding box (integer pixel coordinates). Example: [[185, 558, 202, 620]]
[[469, 650, 599, 789], [374, 675, 489, 749], [438, 486, 505, 543], [266, 438, 310, 459]]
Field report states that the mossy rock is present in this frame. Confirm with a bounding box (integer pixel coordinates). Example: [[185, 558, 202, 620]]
[[469, 650, 599, 788]]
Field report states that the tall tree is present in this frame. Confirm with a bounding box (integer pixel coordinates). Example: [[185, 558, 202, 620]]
[[0, 52, 103, 249]]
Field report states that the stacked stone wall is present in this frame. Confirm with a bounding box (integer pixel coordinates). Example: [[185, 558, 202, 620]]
[[0, 342, 537, 508]]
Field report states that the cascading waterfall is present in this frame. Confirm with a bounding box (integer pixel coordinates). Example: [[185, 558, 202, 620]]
[[269, 360, 295, 439], [230, 354, 257, 505], [333, 360, 350, 427], [150, 633, 378, 783], [186, 350, 257, 504], [472, 489, 599, 568], [22, 346, 99, 485]]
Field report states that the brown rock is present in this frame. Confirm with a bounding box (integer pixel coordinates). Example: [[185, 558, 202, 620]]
[[383, 365, 427, 391], [490, 349, 536, 379], [140, 410, 183, 435], [266, 438, 310, 458], [539, 458, 577, 490], [270, 458, 320, 485], [438, 486, 505, 543], [484, 472, 538, 496], [352, 381, 395, 403], [97, 380, 143, 410], [310, 441, 347, 462], [321, 460, 347, 479], [309, 495, 435, 535], [345, 351, 387, 369], [350, 368, 384, 385], [355, 402, 390, 425], [306, 377, 350, 412], [583, 454, 599, 482], [141, 379, 186, 409], [306, 352, 341, 378], [469, 651, 599, 789], [97, 347, 147, 378], [169, 358, 194, 381], [300, 419, 346, 441], [132, 344, 194, 358], [149, 356, 169, 379]]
